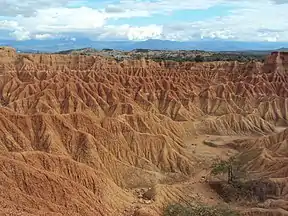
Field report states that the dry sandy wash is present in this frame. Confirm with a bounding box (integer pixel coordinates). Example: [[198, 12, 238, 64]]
[[0, 46, 287, 216]]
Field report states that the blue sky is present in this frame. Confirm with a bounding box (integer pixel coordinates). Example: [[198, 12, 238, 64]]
[[0, 0, 287, 41]]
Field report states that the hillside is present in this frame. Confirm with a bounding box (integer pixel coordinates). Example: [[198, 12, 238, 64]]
[[0, 46, 287, 216], [55, 48, 267, 62]]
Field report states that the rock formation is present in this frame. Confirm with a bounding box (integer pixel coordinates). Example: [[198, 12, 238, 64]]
[[0, 47, 287, 215]]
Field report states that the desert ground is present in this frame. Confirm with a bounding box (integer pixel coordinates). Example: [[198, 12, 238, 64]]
[[0, 46, 287, 216]]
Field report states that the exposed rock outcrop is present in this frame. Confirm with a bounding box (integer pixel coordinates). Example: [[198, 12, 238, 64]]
[[0, 48, 287, 215]]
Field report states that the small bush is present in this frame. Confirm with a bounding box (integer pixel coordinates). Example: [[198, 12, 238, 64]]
[[211, 160, 231, 176], [195, 55, 204, 62], [134, 49, 150, 53], [102, 48, 114, 51], [164, 203, 240, 216], [210, 157, 244, 183]]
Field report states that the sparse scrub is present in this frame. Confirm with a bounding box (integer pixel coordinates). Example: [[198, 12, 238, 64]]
[[164, 203, 240, 216], [195, 55, 204, 62], [134, 49, 150, 53], [55, 48, 266, 63], [102, 48, 114, 51], [209, 157, 267, 202], [209, 180, 253, 202], [210, 157, 239, 183]]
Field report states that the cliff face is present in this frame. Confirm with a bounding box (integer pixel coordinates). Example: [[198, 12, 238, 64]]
[[0, 47, 287, 216]]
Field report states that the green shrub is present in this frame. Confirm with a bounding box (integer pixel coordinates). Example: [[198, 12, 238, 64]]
[[134, 49, 150, 53], [209, 157, 257, 202], [195, 55, 204, 62], [210, 157, 243, 184], [211, 160, 231, 176], [164, 203, 240, 216], [209, 180, 253, 202]]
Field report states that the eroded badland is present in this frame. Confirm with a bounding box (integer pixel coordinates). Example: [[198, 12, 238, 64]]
[[0, 47, 287, 216]]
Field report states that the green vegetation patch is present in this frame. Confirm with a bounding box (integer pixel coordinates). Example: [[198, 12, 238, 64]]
[[209, 156, 267, 203]]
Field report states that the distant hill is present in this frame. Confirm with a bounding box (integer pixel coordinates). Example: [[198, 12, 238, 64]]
[[220, 47, 288, 56], [1, 38, 288, 53], [277, 47, 288, 52]]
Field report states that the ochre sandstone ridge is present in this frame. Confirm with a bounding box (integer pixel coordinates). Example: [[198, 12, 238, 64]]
[[0, 48, 287, 215]]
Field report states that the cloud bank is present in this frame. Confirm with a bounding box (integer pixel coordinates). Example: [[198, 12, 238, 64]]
[[0, 0, 287, 41]]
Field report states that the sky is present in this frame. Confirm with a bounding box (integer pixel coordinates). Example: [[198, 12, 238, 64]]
[[0, 0, 287, 42]]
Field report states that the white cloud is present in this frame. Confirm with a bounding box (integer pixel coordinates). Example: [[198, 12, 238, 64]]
[[9, 28, 31, 40], [0, 6, 108, 40], [126, 25, 163, 40], [18, 7, 107, 32], [0, 0, 72, 16], [0, 0, 288, 41], [156, 0, 288, 42], [0, 20, 31, 40], [0, 20, 19, 29], [105, 0, 225, 15], [34, 33, 55, 40], [0, 2, 158, 41], [98, 24, 163, 40]]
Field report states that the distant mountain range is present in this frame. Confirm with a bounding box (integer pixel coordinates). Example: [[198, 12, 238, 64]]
[[1, 38, 288, 53]]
